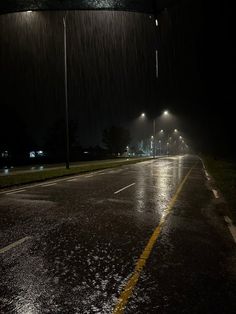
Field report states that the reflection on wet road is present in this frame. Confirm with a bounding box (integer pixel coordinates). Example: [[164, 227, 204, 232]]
[[0, 155, 235, 313]]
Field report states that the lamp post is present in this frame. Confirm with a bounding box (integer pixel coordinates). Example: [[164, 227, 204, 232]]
[[153, 119, 156, 158], [167, 142, 169, 155], [63, 13, 70, 169]]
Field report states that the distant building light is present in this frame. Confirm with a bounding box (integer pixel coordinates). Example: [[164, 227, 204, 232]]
[[27, 10, 32, 13], [1, 150, 9, 158], [84, 151, 89, 154], [30, 151, 36, 158], [37, 150, 44, 156], [155, 19, 158, 26]]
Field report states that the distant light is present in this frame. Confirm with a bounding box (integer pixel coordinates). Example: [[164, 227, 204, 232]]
[[4, 169, 9, 174], [160, 129, 164, 133], [179, 136, 183, 139], [84, 151, 89, 154], [155, 19, 159, 26], [174, 129, 178, 133], [141, 113, 146, 118], [151, 136, 154, 139], [39, 166, 44, 170], [30, 151, 35, 158], [37, 150, 44, 156], [163, 110, 169, 116]]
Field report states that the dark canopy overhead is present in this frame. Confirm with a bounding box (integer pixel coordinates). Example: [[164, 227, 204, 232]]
[[0, 0, 179, 15]]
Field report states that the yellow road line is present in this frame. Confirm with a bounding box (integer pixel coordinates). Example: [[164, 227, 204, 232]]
[[112, 166, 194, 314]]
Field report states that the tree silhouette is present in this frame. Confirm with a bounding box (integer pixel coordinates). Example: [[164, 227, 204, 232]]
[[102, 126, 130, 155]]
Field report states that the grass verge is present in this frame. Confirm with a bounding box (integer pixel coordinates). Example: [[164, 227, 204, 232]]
[[0, 158, 150, 189], [204, 156, 236, 220]]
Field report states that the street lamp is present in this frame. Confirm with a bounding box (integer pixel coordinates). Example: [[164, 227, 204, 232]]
[[163, 110, 169, 116], [63, 12, 70, 169]]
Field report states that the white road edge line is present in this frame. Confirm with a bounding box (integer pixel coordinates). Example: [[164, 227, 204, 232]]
[[41, 183, 57, 187], [67, 178, 78, 182], [212, 189, 220, 199], [0, 172, 103, 195], [205, 171, 211, 180], [114, 183, 136, 195], [0, 160, 147, 195], [199, 157, 211, 180], [0, 236, 31, 254], [224, 216, 236, 244], [6, 189, 26, 195]]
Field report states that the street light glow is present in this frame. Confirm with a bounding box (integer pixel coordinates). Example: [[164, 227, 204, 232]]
[[163, 110, 169, 116], [155, 19, 158, 26], [174, 129, 178, 133], [141, 113, 145, 118]]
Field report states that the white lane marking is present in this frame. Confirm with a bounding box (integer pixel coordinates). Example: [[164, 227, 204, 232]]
[[224, 216, 236, 243], [0, 236, 31, 254], [41, 183, 57, 187], [67, 178, 78, 182], [6, 189, 26, 195], [114, 183, 136, 195], [212, 189, 220, 199]]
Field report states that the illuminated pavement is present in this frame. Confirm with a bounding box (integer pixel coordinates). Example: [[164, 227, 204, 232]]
[[0, 156, 235, 313]]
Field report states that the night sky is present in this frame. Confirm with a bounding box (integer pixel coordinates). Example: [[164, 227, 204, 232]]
[[0, 0, 234, 157]]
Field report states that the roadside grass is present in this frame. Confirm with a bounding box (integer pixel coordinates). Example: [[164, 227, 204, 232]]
[[204, 156, 236, 220], [0, 158, 150, 189]]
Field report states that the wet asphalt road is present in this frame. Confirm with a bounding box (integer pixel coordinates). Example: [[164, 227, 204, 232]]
[[0, 155, 235, 314]]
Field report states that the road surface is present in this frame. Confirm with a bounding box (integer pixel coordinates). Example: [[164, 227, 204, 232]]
[[0, 155, 235, 313]]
